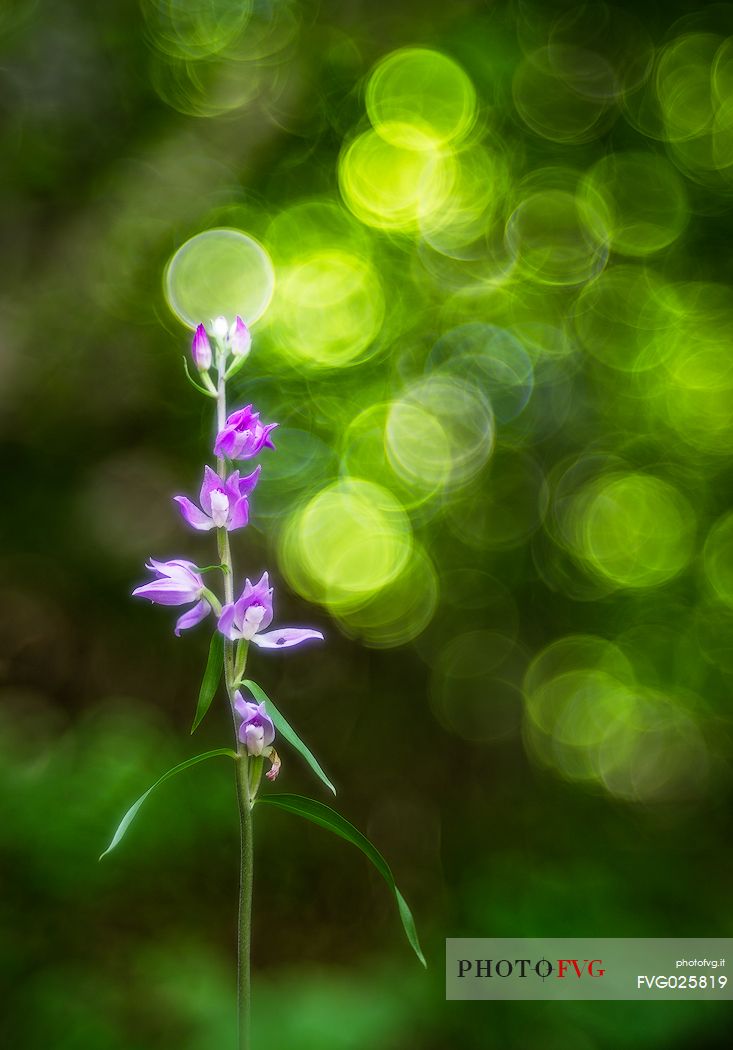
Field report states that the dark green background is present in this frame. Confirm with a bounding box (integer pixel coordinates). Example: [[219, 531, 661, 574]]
[[1, 1, 732, 1047]]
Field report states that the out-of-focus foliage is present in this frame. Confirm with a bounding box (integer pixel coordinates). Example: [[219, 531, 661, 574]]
[[1, 0, 732, 1047]]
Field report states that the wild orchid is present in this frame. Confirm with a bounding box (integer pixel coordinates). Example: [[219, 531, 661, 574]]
[[132, 557, 214, 635], [101, 316, 425, 1049], [174, 464, 261, 532]]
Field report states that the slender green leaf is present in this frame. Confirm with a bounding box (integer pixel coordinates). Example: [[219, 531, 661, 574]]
[[99, 748, 238, 860], [182, 356, 218, 398], [258, 793, 426, 967], [191, 632, 225, 734], [242, 679, 336, 796]]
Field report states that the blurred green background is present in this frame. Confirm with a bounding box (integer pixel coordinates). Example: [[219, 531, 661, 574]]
[[2, 0, 733, 1047]]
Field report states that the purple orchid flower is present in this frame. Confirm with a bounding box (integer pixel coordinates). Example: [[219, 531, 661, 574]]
[[234, 691, 281, 780], [173, 465, 260, 533], [132, 558, 211, 636], [214, 405, 278, 461], [191, 323, 212, 371], [234, 693, 275, 754], [218, 572, 323, 650]]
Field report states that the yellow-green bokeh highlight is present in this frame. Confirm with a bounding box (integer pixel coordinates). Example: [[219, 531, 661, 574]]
[[334, 544, 439, 648], [569, 472, 696, 589], [572, 265, 680, 372], [385, 401, 453, 494], [268, 249, 385, 368], [524, 635, 636, 700], [419, 142, 510, 255], [366, 47, 477, 150], [580, 152, 687, 257], [265, 199, 371, 266], [523, 636, 708, 801], [278, 478, 413, 613], [394, 375, 495, 489], [505, 188, 608, 286], [339, 129, 456, 233], [655, 33, 721, 143], [339, 402, 447, 511], [165, 228, 275, 329], [644, 281, 733, 454], [141, 0, 253, 61], [442, 280, 576, 362], [703, 512, 733, 607]]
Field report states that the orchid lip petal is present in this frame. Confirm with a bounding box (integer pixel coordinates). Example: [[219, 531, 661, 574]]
[[209, 488, 230, 528]]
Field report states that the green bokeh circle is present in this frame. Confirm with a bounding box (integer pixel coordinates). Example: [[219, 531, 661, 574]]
[[703, 512, 733, 607], [366, 47, 477, 150], [576, 473, 695, 588], [580, 151, 687, 256], [165, 228, 275, 329]]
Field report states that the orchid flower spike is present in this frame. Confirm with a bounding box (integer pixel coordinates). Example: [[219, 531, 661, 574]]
[[132, 558, 213, 636], [174, 465, 260, 533], [217, 572, 323, 650], [214, 405, 278, 461]]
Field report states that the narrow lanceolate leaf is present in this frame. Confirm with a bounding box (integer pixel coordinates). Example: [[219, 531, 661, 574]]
[[99, 748, 238, 860], [242, 679, 336, 796], [191, 632, 225, 734], [258, 794, 426, 967], [182, 356, 217, 398]]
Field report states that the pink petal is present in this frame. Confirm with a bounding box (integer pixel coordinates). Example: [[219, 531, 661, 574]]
[[251, 627, 324, 650], [174, 599, 211, 636], [228, 496, 249, 531], [217, 603, 238, 640], [237, 464, 261, 497], [133, 579, 197, 605], [173, 496, 214, 531]]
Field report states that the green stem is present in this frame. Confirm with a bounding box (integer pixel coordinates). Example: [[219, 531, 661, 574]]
[[215, 356, 253, 1050], [235, 746, 253, 1050]]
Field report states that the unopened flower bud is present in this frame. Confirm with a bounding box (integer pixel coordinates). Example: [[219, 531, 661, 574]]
[[229, 316, 252, 360], [191, 324, 212, 371], [211, 316, 229, 340]]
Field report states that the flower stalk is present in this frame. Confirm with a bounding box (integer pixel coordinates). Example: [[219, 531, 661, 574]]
[[126, 316, 339, 1048], [215, 352, 254, 1050]]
